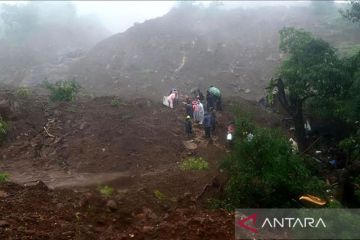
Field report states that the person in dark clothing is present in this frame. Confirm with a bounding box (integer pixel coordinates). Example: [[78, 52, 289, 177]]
[[185, 115, 193, 137], [191, 88, 204, 102], [206, 90, 215, 111], [197, 90, 205, 102], [185, 98, 193, 118], [203, 113, 212, 139], [215, 95, 223, 111], [209, 108, 216, 131]]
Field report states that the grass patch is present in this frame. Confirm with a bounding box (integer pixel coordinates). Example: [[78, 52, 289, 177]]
[[0, 118, 8, 142], [153, 190, 167, 201], [111, 98, 121, 107], [16, 87, 31, 98], [179, 157, 209, 171], [0, 173, 9, 183], [97, 185, 114, 197]]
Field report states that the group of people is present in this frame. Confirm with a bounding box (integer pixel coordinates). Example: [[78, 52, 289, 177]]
[[183, 86, 222, 140]]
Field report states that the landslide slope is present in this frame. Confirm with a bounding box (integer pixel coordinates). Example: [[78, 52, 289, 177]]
[[69, 4, 360, 100]]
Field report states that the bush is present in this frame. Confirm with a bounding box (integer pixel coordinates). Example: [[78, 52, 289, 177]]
[[180, 157, 209, 171], [153, 190, 167, 201], [43, 80, 81, 102], [97, 185, 114, 197], [0, 118, 8, 141], [220, 118, 325, 209], [16, 87, 31, 98], [0, 173, 8, 183], [111, 98, 120, 107]]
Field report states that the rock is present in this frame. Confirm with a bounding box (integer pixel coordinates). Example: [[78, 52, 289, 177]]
[[0, 190, 8, 198], [106, 200, 118, 212], [142, 226, 154, 233], [0, 220, 9, 228], [33, 181, 49, 191], [183, 140, 197, 150], [79, 122, 87, 130]]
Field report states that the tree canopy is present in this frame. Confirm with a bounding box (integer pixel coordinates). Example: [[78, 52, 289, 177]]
[[341, 0, 360, 23]]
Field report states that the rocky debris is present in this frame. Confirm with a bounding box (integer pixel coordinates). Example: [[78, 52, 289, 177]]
[[0, 190, 8, 198], [0, 220, 9, 228], [106, 199, 118, 212], [183, 140, 198, 150]]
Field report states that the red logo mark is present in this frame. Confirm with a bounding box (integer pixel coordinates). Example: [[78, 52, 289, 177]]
[[237, 213, 258, 233]]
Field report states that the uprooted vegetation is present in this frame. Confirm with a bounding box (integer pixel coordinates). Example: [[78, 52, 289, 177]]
[[42, 79, 81, 102]]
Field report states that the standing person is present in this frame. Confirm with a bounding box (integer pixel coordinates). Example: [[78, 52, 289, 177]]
[[185, 97, 193, 118], [227, 121, 235, 148], [192, 99, 200, 123], [198, 100, 205, 125], [191, 88, 204, 102], [185, 115, 193, 137], [209, 108, 216, 132], [167, 91, 176, 109], [203, 112, 212, 139], [206, 90, 215, 111], [208, 85, 222, 111]]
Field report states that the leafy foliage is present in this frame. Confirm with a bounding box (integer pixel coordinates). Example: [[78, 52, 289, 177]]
[[0, 173, 9, 183], [16, 87, 31, 98], [278, 27, 347, 101], [97, 185, 114, 197], [111, 98, 121, 107], [221, 117, 325, 209], [43, 80, 80, 102], [0, 118, 8, 142], [153, 190, 167, 201], [340, 0, 360, 23], [179, 157, 209, 171]]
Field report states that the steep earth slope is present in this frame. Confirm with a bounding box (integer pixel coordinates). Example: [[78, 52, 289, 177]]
[[68, 5, 360, 100]]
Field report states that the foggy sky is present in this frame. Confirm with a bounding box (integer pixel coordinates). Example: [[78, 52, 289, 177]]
[[3, 1, 346, 34]]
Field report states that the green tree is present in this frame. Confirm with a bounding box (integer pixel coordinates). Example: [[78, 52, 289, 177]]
[[270, 27, 349, 150], [0, 3, 40, 40], [340, 0, 360, 23], [221, 117, 325, 208]]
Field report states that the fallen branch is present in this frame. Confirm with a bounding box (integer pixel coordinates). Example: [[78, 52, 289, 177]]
[[43, 126, 55, 138], [301, 136, 321, 154]]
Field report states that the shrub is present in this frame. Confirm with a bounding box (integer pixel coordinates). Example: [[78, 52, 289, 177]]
[[43, 80, 81, 102], [220, 118, 325, 209], [111, 98, 120, 107], [153, 190, 167, 201], [180, 157, 209, 171], [0, 118, 8, 141], [0, 173, 8, 183], [16, 87, 30, 98], [97, 185, 114, 197]]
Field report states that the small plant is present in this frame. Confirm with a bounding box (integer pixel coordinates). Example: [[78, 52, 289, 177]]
[[43, 79, 81, 102], [111, 98, 120, 107], [153, 190, 167, 201], [97, 185, 114, 197], [16, 87, 31, 98], [180, 157, 209, 171], [0, 118, 8, 141], [0, 173, 9, 183]]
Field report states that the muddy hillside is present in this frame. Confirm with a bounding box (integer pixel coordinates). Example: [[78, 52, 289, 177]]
[[0, 87, 283, 239], [69, 5, 360, 100]]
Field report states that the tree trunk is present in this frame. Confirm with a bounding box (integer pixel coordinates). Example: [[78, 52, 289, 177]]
[[274, 78, 307, 151], [293, 106, 306, 152]]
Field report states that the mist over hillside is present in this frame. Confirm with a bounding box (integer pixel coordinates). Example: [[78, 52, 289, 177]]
[[0, 2, 110, 86], [67, 2, 360, 100]]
